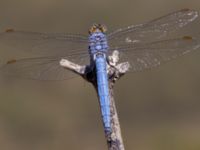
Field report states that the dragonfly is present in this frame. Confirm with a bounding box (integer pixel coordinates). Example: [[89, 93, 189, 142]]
[[0, 9, 200, 132]]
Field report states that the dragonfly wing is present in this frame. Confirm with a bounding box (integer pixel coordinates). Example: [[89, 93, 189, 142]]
[[0, 53, 90, 80], [109, 35, 200, 72], [108, 9, 199, 46], [0, 30, 90, 80], [0, 30, 88, 57]]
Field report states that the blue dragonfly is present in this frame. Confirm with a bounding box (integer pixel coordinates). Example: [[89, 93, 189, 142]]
[[0, 9, 200, 132]]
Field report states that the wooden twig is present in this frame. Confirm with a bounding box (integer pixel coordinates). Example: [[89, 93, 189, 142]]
[[60, 50, 129, 150]]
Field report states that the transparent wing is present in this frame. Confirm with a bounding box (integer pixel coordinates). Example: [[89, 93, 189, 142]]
[[0, 30, 88, 57], [0, 53, 89, 80], [110, 35, 200, 72], [0, 30, 90, 80], [108, 9, 199, 46]]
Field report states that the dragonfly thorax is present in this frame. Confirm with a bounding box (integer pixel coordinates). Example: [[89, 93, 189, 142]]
[[89, 31, 108, 59]]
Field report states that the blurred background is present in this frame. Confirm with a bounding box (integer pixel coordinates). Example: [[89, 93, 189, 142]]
[[0, 0, 200, 150]]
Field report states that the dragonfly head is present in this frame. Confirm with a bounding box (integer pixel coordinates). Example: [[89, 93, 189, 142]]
[[89, 24, 107, 34]]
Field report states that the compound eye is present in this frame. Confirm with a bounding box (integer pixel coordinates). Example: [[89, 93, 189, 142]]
[[89, 26, 97, 34], [100, 25, 107, 33]]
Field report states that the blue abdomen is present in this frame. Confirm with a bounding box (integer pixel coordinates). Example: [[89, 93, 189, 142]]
[[95, 55, 111, 131]]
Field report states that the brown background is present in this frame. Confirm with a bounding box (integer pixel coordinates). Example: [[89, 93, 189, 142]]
[[0, 0, 200, 150]]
